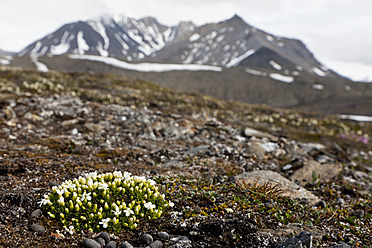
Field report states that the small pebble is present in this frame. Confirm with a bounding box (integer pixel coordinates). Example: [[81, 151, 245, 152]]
[[31, 209, 42, 218], [157, 232, 169, 241], [150, 240, 163, 248], [354, 209, 365, 218], [30, 224, 46, 233], [106, 241, 117, 248], [49, 181, 59, 188], [100, 231, 110, 243], [336, 197, 345, 205], [343, 195, 351, 201], [121, 241, 134, 248], [95, 237, 105, 247], [83, 238, 101, 248], [142, 233, 153, 245]]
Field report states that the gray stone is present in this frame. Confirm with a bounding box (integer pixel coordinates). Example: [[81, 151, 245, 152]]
[[290, 160, 342, 184], [277, 231, 312, 248], [30, 223, 46, 233], [354, 209, 365, 218], [31, 209, 42, 218], [244, 127, 276, 140], [142, 233, 153, 245], [106, 241, 117, 248], [184, 145, 209, 156], [336, 197, 345, 205], [236, 170, 319, 205], [120, 241, 134, 248], [150, 240, 163, 248], [83, 238, 101, 248], [169, 236, 192, 248], [49, 181, 59, 188], [247, 144, 266, 158], [157, 231, 170, 241], [99, 231, 110, 243], [95, 237, 105, 247], [329, 242, 351, 248]]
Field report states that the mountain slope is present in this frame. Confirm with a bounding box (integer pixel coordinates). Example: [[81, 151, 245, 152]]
[[17, 14, 338, 79], [19, 15, 195, 61]]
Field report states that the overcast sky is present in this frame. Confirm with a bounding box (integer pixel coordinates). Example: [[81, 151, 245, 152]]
[[1, 0, 372, 81]]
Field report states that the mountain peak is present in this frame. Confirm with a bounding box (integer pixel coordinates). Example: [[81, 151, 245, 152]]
[[223, 14, 247, 25]]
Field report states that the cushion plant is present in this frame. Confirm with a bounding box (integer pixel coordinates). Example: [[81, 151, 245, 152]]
[[39, 171, 173, 234]]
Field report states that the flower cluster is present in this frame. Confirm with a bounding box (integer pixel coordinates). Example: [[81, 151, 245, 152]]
[[39, 171, 173, 234]]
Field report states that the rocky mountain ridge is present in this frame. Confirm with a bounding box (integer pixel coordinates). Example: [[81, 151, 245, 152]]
[[17, 14, 337, 79]]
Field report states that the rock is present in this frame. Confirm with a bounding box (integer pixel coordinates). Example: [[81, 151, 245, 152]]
[[106, 241, 117, 248], [31, 209, 42, 218], [30, 224, 46, 233], [291, 160, 342, 184], [83, 238, 101, 248], [142, 233, 153, 245], [247, 144, 266, 158], [157, 231, 170, 241], [95, 237, 105, 247], [354, 209, 365, 218], [120, 241, 134, 248], [184, 145, 209, 156], [150, 240, 163, 248], [84, 123, 104, 133], [235, 170, 319, 205], [329, 242, 351, 248], [61, 118, 79, 127], [169, 236, 192, 248], [99, 231, 110, 244], [336, 197, 345, 205], [276, 231, 312, 248], [244, 127, 276, 140], [49, 181, 59, 188]]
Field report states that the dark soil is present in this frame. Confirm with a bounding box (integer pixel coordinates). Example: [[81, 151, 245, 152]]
[[0, 67, 371, 247]]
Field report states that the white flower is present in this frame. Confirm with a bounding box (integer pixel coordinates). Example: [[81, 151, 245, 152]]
[[123, 208, 134, 217], [38, 197, 51, 206], [144, 202, 156, 210], [57, 196, 65, 205], [80, 192, 92, 202], [87, 178, 93, 187], [147, 179, 156, 186], [123, 171, 132, 180], [84, 171, 98, 179], [112, 205, 122, 216], [98, 182, 109, 190], [65, 225, 74, 235], [113, 171, 122, 178], [99, 218, 110, 228], [169, 201, 174, 207]]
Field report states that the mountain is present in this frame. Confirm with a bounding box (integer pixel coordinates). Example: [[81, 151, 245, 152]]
[[19, 14, 195, 61], [17, 14, 337, 79], [0, 48, 14, 65]]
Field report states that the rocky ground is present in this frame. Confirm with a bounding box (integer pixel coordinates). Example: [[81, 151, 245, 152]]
[[0, 67, 371, 247]]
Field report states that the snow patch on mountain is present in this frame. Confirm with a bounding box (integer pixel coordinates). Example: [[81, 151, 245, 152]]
[[226, 49, 255, 68], [269, 60, 282, 70], [312, 67, 327, 77], [245, 68, 267, 76], [312, 83, 324, 90], [69, 54, 223, 72], [269, 73, 294, 83], [77, 31, 89, 54]]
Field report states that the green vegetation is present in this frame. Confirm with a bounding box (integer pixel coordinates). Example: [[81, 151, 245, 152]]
[[39, 171, 173, 234]]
